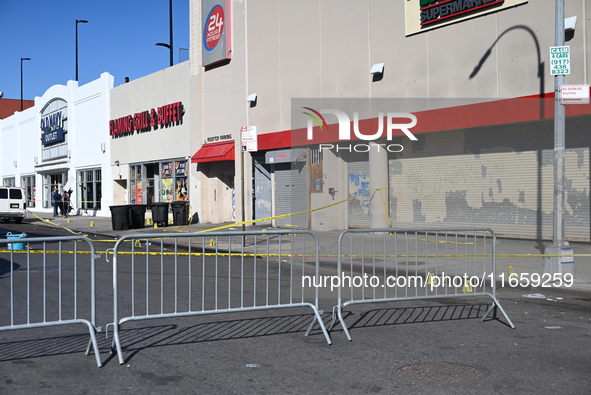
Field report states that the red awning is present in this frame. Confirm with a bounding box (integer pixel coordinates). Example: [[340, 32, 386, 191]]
[[191, 141, 235, 163]]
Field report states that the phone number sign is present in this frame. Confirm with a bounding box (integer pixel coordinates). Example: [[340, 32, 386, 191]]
[[550, 46, 570, 75]]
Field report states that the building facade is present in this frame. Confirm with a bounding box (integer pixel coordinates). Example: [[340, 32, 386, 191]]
[[189, 0, 591, 241], [109, 62, 192, 215], [0, 73, 113, 216]]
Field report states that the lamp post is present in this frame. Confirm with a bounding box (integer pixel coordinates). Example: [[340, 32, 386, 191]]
[[544, 0, 573, 277], [156, 43, 173, 67], [156, 0, 173, 67], [76, 19, 88, 81], [20, 57, 31, 111]]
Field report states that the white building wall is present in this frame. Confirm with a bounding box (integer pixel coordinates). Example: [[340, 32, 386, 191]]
[[1, 73, 114, 216]]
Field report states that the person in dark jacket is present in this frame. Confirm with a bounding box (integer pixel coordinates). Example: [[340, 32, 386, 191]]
[[61, 190, 71, 217], [51, 188, 62, 217]]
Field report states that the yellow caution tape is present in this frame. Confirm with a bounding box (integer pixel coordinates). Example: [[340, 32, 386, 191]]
[[26, 210, 88, 237]]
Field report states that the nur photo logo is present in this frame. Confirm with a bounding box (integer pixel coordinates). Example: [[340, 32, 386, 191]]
[[302, 107, 418, 153]]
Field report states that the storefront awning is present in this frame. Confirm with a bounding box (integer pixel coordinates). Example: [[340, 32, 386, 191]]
[[191, 141, 235, 163]]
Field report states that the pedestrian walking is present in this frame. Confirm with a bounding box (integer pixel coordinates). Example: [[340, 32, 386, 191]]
[[51, 188, 62, 217]]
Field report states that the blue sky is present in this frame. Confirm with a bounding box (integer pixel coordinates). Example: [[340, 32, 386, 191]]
[[0, 0, 190, 101]]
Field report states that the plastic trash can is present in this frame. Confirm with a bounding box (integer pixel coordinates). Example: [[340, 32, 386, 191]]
[[6, 232, 26, 250], [150, 202, 169, 227], [129, 204, 147, 229], [171, 201, 190, 226], [110, 205, 131, 230]]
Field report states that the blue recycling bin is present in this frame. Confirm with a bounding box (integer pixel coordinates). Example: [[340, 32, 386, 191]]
[[6, 232, 26, 250]]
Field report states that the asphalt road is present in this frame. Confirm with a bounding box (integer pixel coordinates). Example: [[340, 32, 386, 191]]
[[1, 222, 590, 394]]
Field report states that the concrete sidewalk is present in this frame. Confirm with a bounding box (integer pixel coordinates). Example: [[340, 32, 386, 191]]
[[24, 210, 591, 299]]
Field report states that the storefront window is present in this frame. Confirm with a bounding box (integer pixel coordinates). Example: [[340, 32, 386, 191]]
[[161, 162, 174, 203], [128, 160, 188, 205], [174, 160, 188, 201], [3, 177, 15, 187], [20, 175, 36, 208], [130, 165, 142, 204], [77, 169, 102, 210]]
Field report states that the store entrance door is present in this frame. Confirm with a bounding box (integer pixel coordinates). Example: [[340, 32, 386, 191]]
[[43, 173, 67, 208]]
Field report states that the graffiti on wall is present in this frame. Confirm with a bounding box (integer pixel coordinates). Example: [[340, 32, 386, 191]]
[[348, 172, 371, 216]]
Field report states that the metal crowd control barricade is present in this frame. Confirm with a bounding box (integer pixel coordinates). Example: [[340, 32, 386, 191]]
[[0, 236, 102, 367], [110, 230, 331, 365], [331, 228, 514, 341]]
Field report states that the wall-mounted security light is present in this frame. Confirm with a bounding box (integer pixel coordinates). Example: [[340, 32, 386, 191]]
[[13, 161, 17, 167], [370, 63, 384, 75], [565, 16, 576, 32], [564, 16, 577, 41], [100, 143, 106, 152], [247, 93, 257, 107], [115, 160, 120, 166]]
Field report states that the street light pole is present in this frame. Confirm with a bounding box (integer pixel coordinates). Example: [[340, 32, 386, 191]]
[[20, 57, 31, 111], [545, 0, 574, 277], [168, 0, 173, 67], [156, 0, 174, 67], [76, 19, 88, 81], [553, 0, 565, 248]]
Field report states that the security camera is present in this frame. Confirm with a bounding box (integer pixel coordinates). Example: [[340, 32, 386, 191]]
[[0, 92, 4, 98]]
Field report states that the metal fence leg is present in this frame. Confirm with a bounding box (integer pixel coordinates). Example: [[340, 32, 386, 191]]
[[83, 322, 102, 367], [331, 306, 352, 341], [482, 297, 515, 329], [111, 325, 125, 365], [304, 308, 332, 345]]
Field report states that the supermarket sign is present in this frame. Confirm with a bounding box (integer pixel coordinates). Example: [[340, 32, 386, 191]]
[[405, 0, 528, 35]]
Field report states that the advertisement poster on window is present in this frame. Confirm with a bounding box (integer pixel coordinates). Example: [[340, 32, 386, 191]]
[[175, 161, 187, 177], [161, 162, 172, 178], [131, 181, 137, 203], [136, 181, 143, 204], [162, 178, 174, 203], [176, 178, 188, 201]]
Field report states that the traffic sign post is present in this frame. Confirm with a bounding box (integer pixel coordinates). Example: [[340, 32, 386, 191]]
[[241, 125, 258, 152], [549, 45, 570, 75], [545, 0, 574, 278], [560, 84, 590, 104]]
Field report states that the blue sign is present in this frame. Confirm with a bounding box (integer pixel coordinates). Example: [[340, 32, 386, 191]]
[[42, 127, 65, 145]]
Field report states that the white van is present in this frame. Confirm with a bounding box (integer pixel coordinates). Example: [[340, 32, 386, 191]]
[[0, 186, 27, 223]]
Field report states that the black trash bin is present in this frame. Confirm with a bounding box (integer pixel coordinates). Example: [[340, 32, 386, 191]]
[[150, 202, 169, 226], [171, 201, 190, 226], [110, 205, 131, 230], [128, 204, 147, 229]]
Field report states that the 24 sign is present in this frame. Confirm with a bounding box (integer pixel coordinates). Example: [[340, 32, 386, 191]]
[[204, 4, 225, 51]]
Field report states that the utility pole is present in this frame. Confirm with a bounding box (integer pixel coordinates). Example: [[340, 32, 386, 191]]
[[544, 0, 574, 278]]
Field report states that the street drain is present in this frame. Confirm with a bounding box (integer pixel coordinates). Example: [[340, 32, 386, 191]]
[[395, 362, 486, 383]]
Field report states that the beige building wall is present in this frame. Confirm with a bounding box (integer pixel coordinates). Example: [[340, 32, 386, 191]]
[[190, 0, 591, 231], [110, 61, 191, 211]]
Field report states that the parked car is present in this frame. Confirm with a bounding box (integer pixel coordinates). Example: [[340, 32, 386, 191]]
[[0, 186, 27, 223]]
